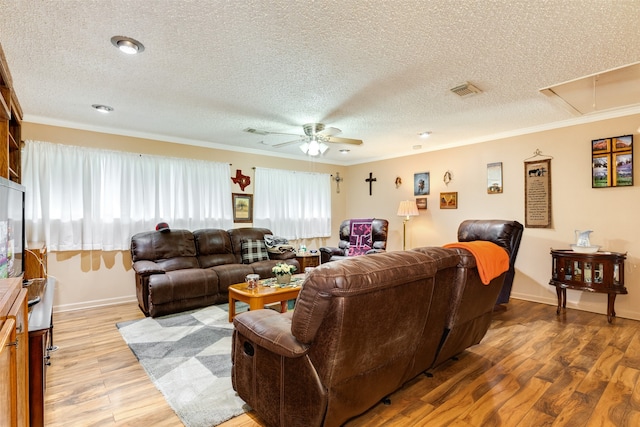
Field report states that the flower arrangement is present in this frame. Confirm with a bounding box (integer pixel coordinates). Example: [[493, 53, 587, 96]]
[[272, 262, 297, 276]]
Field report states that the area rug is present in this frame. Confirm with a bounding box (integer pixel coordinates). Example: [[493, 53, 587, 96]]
[[117, 303, 249, 427]]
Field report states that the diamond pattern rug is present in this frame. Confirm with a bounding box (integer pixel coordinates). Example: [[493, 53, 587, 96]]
[[117, 303, 249, 427]]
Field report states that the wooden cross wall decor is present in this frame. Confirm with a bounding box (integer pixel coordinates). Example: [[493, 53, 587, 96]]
[[365, 172, 377, 196]]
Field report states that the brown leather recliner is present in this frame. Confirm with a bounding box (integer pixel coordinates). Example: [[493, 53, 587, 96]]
[[413, 219, 523, 369], [319, 218, 389, 263]]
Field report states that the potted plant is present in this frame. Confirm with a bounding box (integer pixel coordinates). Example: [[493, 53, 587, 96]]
[[272, 262, 297, 284]]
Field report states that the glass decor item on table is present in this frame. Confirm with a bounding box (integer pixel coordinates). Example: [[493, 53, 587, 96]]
[[245, 274, 260, 289]]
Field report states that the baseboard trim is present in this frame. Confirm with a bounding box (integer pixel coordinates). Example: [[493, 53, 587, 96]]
[[510, 292, 640, 321], [54, 295, 137, 313]]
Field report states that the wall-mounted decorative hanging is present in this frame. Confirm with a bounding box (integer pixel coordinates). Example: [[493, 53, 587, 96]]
[[232, 193, 253, 223], [592, 135, 633, 188], [332, 172, 343, 193], [524, 150, 552, 228], [443, 170, 453, 186], [487, 162, 503, 193], [439, 192, 457, 209], [395, 176, 402, 188], [231, 169, 251, 191], [416, 197, 427, 209], [414, 172, 430, 195]]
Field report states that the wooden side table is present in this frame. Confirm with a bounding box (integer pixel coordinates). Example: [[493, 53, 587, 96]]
[[549, 249, 627, 323], [295, 252, 320, 270]]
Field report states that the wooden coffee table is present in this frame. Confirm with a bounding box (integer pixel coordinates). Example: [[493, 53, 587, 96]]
[[228, 274, 304, 322]]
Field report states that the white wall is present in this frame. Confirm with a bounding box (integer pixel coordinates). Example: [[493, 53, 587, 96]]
[[26, 114, 640, 319]]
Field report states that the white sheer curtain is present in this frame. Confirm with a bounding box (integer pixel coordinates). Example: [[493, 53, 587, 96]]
[[253, 167, 331, 239], [22, 140, 233, 251]]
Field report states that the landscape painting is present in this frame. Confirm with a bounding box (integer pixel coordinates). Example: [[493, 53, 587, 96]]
[[613, 152, 633, 186], [592, 155, 609, 188]]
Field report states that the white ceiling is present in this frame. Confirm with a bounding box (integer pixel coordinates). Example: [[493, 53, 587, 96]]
[[1, 1, 640, 165]]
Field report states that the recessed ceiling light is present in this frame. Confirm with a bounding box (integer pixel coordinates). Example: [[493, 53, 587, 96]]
[[418, 131, 431, 138], [92, 104, 114, 113], [110, 36, 145, 54], [339, 149, 350, 154]]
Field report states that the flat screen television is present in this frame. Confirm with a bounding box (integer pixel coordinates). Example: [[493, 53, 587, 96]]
[[0, 176, 25, 279]]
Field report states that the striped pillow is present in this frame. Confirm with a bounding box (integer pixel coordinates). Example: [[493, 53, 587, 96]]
[[241, 239, 269, 264]]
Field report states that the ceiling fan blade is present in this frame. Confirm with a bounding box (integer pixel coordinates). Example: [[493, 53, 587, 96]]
[[243, 127, 302, 137], [272, 137, 307, 148], [318, 126, 342, 136], [326, 136, 363, 145]]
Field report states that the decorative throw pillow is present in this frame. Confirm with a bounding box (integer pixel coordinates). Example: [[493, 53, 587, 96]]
[[348, 219, 373, 256], [241, 239, 270, 264]]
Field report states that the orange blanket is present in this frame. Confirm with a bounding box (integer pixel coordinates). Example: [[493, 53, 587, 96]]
[[444, 241, 509, 285]]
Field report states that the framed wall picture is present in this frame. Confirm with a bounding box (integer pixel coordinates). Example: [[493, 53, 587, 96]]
[[592, 134, 633, 188], [416, 197, 427, 209], [439, 192, 457, 209], [414, 172, 430, 195], [487, 162, 503, 194], [232, 193, 253, 223]]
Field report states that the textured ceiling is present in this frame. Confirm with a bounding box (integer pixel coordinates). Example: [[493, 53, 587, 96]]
[[1, 1, 639, 165]]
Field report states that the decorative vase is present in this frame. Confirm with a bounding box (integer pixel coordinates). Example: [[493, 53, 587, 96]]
[[276, 274, 291, 285]]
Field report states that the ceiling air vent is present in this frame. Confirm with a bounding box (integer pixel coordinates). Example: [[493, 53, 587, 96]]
[[243, 127, 270, 135], [450, 82, 483, 97]]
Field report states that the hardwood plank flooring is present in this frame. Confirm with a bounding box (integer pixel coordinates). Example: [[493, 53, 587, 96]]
[[44, 299, 640, 426]]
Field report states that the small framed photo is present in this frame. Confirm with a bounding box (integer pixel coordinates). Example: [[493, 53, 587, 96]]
[[592, 155, 609, 188], [232, 193, 253, 223], [439, 192, 457, 209], [416, 197, 427, 209], [414, 172, 430, 195], [487, 162, 503, 194], [613, 152, 633, 186], [592, 138, 611, 154], [612, 135, 633, 152]]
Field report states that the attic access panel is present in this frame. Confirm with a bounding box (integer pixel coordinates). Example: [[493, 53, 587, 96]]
[[540, 62, 640, 115]]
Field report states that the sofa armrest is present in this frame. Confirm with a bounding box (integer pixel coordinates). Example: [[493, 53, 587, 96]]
[[365, 249, 386, 255], [268, 251, 296, 261], [132, 260, 165, 276], [319, 246, 344, 263], [233, 310, 309, 358]]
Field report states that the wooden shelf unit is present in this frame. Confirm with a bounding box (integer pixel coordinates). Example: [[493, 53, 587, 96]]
[[0, 43, 23, 184]]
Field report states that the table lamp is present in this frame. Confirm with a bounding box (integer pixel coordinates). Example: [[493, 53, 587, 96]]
[[397, 200, 419, 250]]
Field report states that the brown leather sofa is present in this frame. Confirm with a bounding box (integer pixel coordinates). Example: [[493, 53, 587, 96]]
[[319, 218, 389, 263], [231, 219, 521, 426], [130, 227, 299, 317]]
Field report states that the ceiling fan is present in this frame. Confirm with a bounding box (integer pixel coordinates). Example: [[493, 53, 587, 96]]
[[244, 123, 363, 156]]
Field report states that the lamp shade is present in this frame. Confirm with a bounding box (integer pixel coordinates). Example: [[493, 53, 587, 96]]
[[397, 200, 419, 218]]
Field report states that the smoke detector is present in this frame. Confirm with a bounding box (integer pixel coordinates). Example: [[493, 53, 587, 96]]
[[450, 82, 483, 97]]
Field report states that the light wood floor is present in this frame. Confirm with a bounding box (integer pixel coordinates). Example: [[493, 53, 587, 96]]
[[44, 299, 640, 426]]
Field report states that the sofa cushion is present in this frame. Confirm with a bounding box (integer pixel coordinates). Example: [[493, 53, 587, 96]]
[[242, 239, 270, 264]]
